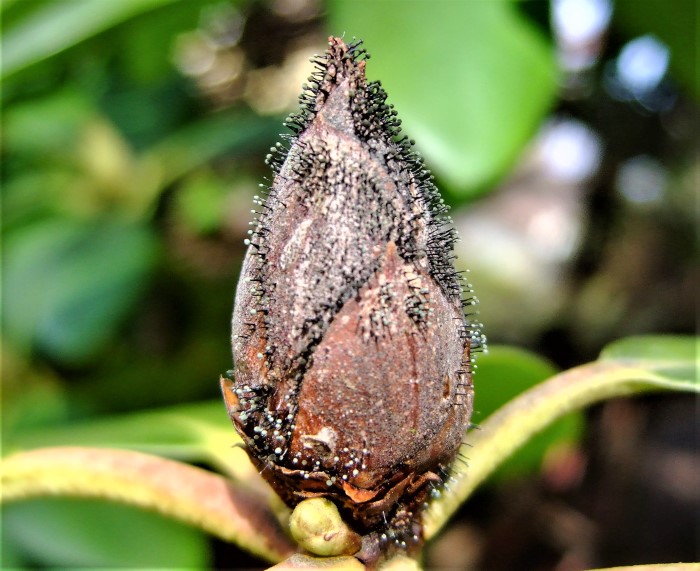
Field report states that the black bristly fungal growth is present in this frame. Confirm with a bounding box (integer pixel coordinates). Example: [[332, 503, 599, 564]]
[[221, 36, 485, 566]]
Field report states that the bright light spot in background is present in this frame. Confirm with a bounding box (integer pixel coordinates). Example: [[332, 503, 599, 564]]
[[605, 35, 675, 112], [527, 204, 581, 263], [616, 155, 668, 205], [175, 32, 218, 77], [537, 118, 602, 183], [453, 114, 604, 340], [552, 0, 612, 71], [552, 0, 612, 44], [617, 35, 670, 96]]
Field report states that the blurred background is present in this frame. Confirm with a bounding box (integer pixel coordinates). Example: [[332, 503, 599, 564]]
[[1, 0, 697, 569]]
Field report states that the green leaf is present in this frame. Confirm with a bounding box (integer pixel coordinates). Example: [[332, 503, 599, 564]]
[[3, 88, 95, 156], [6, 401, 227, 453], [327, 0, 557, 195], [4, 401, 260, 487], [175, 172, 230, 235], [2, 217, 158, 364], [115, 0, 221, 84], [1, 0, 180, 79], [3, 497, 208, 568], [474, 346, 559, 420], [148, 110, 282, 186], [423, 335, 699, 538], [600, 334, 698, 381], [474, 346, 583, 481]]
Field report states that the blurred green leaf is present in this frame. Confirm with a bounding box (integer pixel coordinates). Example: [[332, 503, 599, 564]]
[[3, 88, 95, 156], [7, 401, 233, 464], [149, 109, 282, 185], [1, 171, 75, 232], [2, 497, 208, 568], [600, 334, 698, 381], [0, 532, 24, 570], [0, 0, 23, 15], [4, 400, 266, 492], [1, 360, 78, 441], [474, 346, 583, 481], [100, 79, 194, 150], [7, 401, 230, 456], [116, 0, 219, 84], [328, 0, 557, 195], [1, 0, 180, 79], [424, 335, 699, 538], [473, 346, 558, 420], [176, 172, 230, 234], [614, 0, 699, 100], [2, 217, 158, 364]]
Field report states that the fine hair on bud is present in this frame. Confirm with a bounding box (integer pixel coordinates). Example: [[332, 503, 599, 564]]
[[221, 36, 485, 567]]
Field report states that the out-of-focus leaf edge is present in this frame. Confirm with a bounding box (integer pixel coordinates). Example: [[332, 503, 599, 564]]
[[423, 336, 698, 538], [1, 0, 179, 79], [0, 446, 296, 564]]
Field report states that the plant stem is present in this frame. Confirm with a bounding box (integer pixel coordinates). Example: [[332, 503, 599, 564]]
[[1, 446, 296, 563], [424, 361, 698, 538]]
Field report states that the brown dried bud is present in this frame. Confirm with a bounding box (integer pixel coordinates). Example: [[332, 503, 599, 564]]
[[221, 37, 484, 563]]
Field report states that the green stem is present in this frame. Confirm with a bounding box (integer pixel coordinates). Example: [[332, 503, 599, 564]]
[[1, 446, 296, 563], [423, 361, 698, 538]]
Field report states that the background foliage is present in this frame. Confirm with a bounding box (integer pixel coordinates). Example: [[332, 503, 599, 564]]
[[2, 0, 697, 569]]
